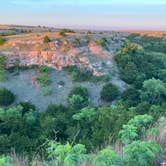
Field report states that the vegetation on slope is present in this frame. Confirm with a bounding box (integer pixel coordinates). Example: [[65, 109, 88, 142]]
[[0, 33, 166, 165]]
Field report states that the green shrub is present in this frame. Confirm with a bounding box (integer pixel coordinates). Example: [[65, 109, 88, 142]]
[[39, 65, 49, 73], [0, 54, 6, 81], [19, 101, 36, 114], [0, 88, 15, 106], [95, 146, 119, 166], [0, 36, 6, 45], [0, 155, 14, 166], [124, 140, 162, 166], [43, 35, 50, 43], [69, 86, 89, 101], [37, 73, 49, 86], [63, 65, 93, 82], [43, 86, 52, 96], [68, 95, 85, 110], [100, 83, 120, 102]]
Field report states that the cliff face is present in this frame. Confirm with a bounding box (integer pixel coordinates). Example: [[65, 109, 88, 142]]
[[0, 31, 125, 73]]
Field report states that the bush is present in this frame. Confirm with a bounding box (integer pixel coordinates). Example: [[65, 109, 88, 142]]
[[0, 54, 6, 81], [0, 88, 15, 106], [124, 140, 162, 166], [39, 65, 49, 73], [68, 95, 85, 110], [43, 35, 50, 43], [37, 73, 49, 86], [68, 86, 89, 109], [0, 36, 6, 45], [0, 155, 14, 166], [69, 86, 89, 101], [100, 83, 119, 102], [43, 86, 52, 96]]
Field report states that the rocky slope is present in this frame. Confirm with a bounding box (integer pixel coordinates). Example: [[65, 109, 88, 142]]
[[0, 31, 127, 75]]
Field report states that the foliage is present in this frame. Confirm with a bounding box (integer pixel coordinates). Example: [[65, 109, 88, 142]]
[[114, 42, 166, 86], [73, 107, 97, 121], [0, 36, 6, 45], [43, 86, 52, 96], [68, 86, 89, 103], [63, 65, 109, 82], [39, 65, 49, 73], [68, 95, 85, 110], [0, 105, 40, 154], [43, 35, 50, 43], [124, 140, 162, 166], [120, 114, 153, 144], [0, 54, 6, 81], [140, 78, 166, 104], [37, 72, 49, 86], [96, 38, 110, 51], [59, 29, 75, 36], [121, 86, 140, 107], [127, 34, 166, 54], [67, 86, 89, 110], [47, 142, 88, 166], [0, 88, 15, 106], [95, 146, 119, 166], [100, 83, 120, 102], [0, 155, 15, 166]]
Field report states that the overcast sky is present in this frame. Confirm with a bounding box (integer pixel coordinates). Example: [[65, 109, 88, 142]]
[[0, 0, 165, 30]]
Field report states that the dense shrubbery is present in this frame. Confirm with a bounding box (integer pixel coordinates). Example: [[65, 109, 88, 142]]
[[0, 88, 15, 106], [0, 34, 166, 165], [59, 29, 75, 36], [127, 34, 166, 54], [114, 42, 166, 87], [68, 86, 89, 109], [100, 82, 120, 102]]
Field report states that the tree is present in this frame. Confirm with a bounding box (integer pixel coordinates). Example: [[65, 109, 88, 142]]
[[120, 114, 153, 144], [73, 107, 97, 121], [68, 95, 85, 110], [43, 35, 50, 43], [95, 146, 120, 166], [121, 86, 140, 107], [68, 86, 89, 109], [141, 78, 166, 104], [100, 83, 120, 102], [0, 54, 6, 81], [119, 124, 138, 145], [124, 140, 162, 166], [0, 88, 15, 106], [47, 142, 88, 166], [0, 155, 14, 166]]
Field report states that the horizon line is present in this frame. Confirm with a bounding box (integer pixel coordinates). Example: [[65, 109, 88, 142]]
[[0, 24, 166, 32]]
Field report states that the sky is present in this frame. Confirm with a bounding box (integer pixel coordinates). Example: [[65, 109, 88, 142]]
[[0, 0, 166, 30]]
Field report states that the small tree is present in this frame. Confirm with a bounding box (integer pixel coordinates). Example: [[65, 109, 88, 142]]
[[0, 54, 6, 81], [0, 88, 15, 106], [0, 36, 6, 45], [95, 146, 120, 166], [43, 35, 51, 43], [100, 83, 119, 102], [124, 140, 162, 166], [47, 142, 89, 166], [141, 78, 166, 104], [0, 155, 14, 166]]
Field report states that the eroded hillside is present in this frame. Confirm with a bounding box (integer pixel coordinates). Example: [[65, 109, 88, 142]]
[[0, 30, 127, 75]]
